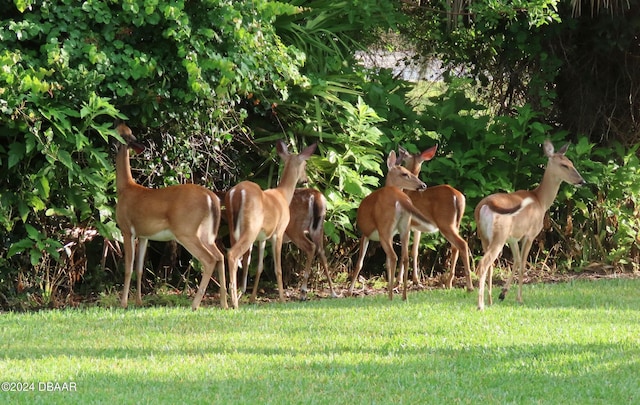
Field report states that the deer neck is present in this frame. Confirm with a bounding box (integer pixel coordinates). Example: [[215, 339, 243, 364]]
[[384, 177, 401, 188], [116, 145, 136, 194], [275, 161, 299, 204], [532, 166, 563, 211]]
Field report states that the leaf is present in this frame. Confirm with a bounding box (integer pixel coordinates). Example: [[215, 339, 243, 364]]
[[37, 176, 50, 199], [28, 194, 46, 212], [574, 200, 589, 215], [7, 238, 33, 257], [57, 149, 74, 169], [25, 223, 40, 240], [30, 249, 42, 266], [343, 177, 365, 196], [18, 200, 29, 222], [8, 142, 26, 168]]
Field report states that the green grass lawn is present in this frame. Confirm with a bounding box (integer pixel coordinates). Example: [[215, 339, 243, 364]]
[[1, 277, 638, 404]]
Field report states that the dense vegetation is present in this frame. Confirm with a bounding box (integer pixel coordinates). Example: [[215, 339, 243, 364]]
[[0, 0, 638, 309]]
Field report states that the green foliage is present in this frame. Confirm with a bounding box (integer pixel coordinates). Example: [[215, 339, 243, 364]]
[[570, 141, 640, 269], [397, 0, 567, 142], [0, 0, 310, 305], [275, 0, 400, 75], [400, 0, 640, 147], [312, 97, 386, 241]]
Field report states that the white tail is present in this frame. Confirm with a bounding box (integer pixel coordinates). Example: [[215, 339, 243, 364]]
[[474, 140, 586, 310], [348, 150, 434, 301], [114, 123, 226, 310], [225, 141, 316, 308], [398, 145, 474, 291]]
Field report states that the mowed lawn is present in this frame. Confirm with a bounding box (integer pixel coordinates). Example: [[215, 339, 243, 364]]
[[0, 277, 638, 404]]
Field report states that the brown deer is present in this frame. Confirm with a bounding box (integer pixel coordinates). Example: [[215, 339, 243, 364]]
[[219, 188, 338, 301], [398, 145, 474, 291], [347, 150, 436, 301], [475, 140, 586, 310], [225, 141, 316, 308], [114, 123, 226, 310], [287, 188, 338, 300]]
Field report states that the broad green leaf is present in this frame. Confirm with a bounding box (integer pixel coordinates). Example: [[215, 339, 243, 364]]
[[8, 142, 25, 169]]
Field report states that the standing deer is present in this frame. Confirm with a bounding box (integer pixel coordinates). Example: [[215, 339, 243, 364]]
[[347, 150, 435, 301], [398, 145, 474, 291], [225, 141, 316, 309], [287, 188, 338, 300], [221, 188, 338, 301], [474, 140, 586, 310], [115, 123, 226, 310]]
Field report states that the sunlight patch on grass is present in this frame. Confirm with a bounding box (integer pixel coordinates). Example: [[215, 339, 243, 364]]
[[0, 278, 638, 404]]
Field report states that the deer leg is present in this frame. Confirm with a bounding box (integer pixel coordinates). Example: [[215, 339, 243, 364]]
[[380, 237, 397, 301], [186, 234, 227, 310], [477, 246, 501, 310], [134, 238, 148, 306], [445, 246, 459, 289], [227, 241, 251, 309], [501, 240, 521, 301], [442, 230, 473, 291], [318, 247, 338, 298], [400, 230, 411, 301], [120, 234, 136, 308], [299, 247, 315, 301], [227, 254, 241, 309], [476, 259, 488, 311], [410, 230, 422, 286], [462, 244, 474, 292], [348, 237, 370, 295], [516, 238, 534, 304], [191, 262, 214, 310], [240, 248, 252, 293], [250, 240, 267, 303], [272, 235, 286, 303], [216, 258, 227, 309]]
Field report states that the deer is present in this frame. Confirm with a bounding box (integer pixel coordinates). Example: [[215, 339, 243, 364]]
[[347, 149, 437, 301], [219, 188, 338, 301], [398, 145, 474, 291], [225, 141, 317, 309], [286, 188, 338, 300], [114, 123, 227, 310], [474, 140, 586, 310]]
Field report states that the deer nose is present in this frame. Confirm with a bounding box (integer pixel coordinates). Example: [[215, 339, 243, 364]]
[[416, 182, 427, 191]]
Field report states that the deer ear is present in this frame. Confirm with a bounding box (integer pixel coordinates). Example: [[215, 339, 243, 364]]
[[387, 150, 398, 169], [299, 143, 317, 159], [396, 148, 408, 164], [420, 145, 438, 161], [397, 146, 409, 161], [276, 140, 289, 158], [557, 143, 570, 155], [543, 140, 555, 157], [130, 142, 146, 154]]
